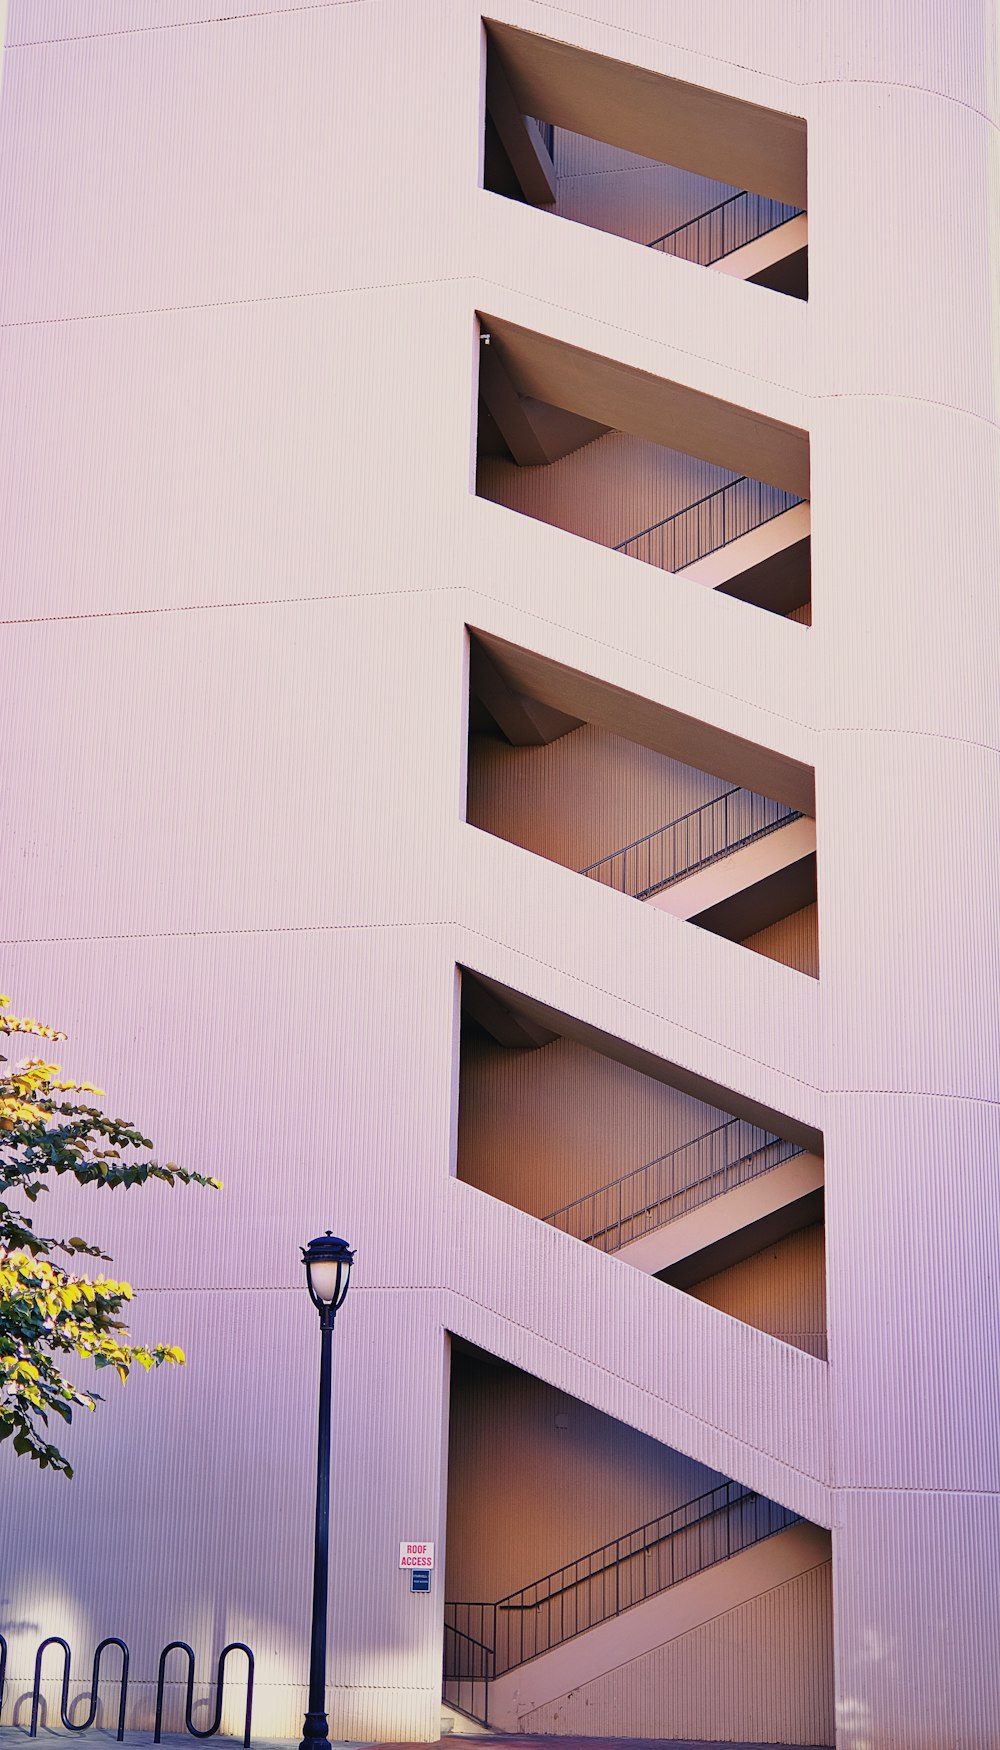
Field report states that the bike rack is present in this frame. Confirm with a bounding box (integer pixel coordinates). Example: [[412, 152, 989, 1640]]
[[154, 1640, 254, 1747], [29, 1635, 129, 1741]]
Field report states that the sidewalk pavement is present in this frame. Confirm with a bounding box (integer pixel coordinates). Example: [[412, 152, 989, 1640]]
[[0, 1733, 829, 1750]]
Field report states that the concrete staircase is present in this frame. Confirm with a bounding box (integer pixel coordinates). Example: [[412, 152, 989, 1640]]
[[450, 1520, 830, 1732]]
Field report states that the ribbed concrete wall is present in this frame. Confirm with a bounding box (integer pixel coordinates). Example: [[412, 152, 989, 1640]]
[[744, 901, 819, 976], [478, 429, 731, 554], [516, 1559, 835, 1744], [552, 128, 737, 250], [467, 722, 728, 878], [458, 1031, 723, 1220], [445, 1353, 720, 1601], [1, 0, 997, 1745], [688, 1222, 827, 1358]]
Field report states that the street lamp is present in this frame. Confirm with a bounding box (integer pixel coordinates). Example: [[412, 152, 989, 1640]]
[[299, 1231, 355, 1750]]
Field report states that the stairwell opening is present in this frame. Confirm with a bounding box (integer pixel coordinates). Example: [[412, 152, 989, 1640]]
[[457, 968, 827, 1357], [482, 22, 808, 301], [466, 631, 820, 975], [443, 1343, 833, 1739], [475, 316, 811, 620]]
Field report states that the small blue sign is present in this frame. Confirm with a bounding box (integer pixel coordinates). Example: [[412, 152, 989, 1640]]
[[410, 1568, 432, 1594]]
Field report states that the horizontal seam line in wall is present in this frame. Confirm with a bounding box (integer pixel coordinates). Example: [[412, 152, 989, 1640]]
[[3, 0, 374, 49], [824, 1088, 1000, 1105], [443, 1284, 833, 1499], [0, 920, 450, 945], [0, 914, 822, 1098], [833, 1485, 1000, 1498], [529, 4, 999, 130], [817, 724, 1000, 759], [811, 388, 998, 432], [0, 584, 468, 629], [805, 74, 998, 131], [0, 272, 468, 331], [3, 263, 995, 434], [0, 584, 817, 745]]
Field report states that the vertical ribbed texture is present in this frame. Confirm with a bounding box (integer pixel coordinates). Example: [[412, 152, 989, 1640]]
[[516, 1560, 834, 1743], [478, 430, 733, 556], [3, 0, 998, 1742], [552, 126, 739, 249], [468, 723, 729, 895], [687, 1222, 827, 1357], [445, 1352, 720, 1601], [743, 901, 819, 977]]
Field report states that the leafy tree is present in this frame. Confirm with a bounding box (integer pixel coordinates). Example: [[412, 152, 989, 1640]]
[[0, 994, 220, 1478]]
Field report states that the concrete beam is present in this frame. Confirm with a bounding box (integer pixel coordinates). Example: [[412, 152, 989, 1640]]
[[469, 635, 582, 744], [462, 970, 559, 1049], [615, 1151, 825, 1281], [471, 627, 816, 815], [486, 35, 556, 207], [478, 335, 608, 466], [464, 969, 822, 1155], [681, 501, 811, 616], [643, 817, 818, 945], [486, 20, 807, 207], [479, 313, 810, 496], [713, 213, 808, 297]]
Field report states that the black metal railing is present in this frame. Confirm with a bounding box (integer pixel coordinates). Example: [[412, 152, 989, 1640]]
[[442, 1622, 493, 1726], [445, 1483, 797, 1683], [545, 1117, 804, 1253], [0, 1632, 253, 1745], [649, 189, 801, 268], [616, 474, 802, 574], [580, 785, 801, 902]]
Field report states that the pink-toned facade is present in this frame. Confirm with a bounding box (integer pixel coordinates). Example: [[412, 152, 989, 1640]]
[[1, 4, 998, 1748]]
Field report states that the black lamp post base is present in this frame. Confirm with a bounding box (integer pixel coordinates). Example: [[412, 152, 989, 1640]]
[[299, 1711, 331, 1750]]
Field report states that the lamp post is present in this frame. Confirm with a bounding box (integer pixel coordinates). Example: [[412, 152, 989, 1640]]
[[299, 1231, 355, 1750]]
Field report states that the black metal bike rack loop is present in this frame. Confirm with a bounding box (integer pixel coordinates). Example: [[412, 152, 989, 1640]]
[[154, 1640, 254, 1747], [29, 1635, 129, 1741]]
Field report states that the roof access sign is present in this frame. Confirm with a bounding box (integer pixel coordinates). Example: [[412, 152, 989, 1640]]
[[399, 1541, 435, 1569]]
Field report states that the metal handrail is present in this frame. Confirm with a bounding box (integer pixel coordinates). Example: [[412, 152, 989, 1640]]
[[445, 1482, 797, 1679], [648, 187, 802, 267], [442, 1623, 493, 1729], [545, 1117, 804, 1253], [580, 784, 802, 901], [615, 473, 803, 573]]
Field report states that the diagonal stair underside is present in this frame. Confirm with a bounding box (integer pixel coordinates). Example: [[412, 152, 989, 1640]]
[[460, 825, 822, 1137], [476, 211, 810, 441], [543, 1106, 824, 1285], [444, 1179, 831, 1525], [466, 605, 817, 811], [482, 1520, 829, 1730]]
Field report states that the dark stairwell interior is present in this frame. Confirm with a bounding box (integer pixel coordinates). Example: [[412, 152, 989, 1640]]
[[475, 318, 812, 621], [443, 1348, 832, 1734], [467, 632, 820, 974], [457, 970, 827, 1356], [483, 22, 808, 302]]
